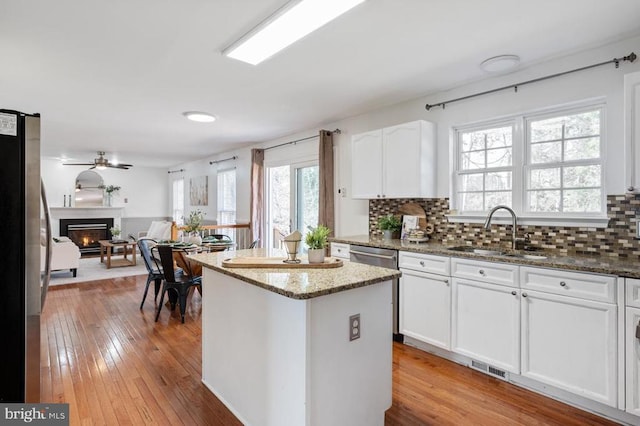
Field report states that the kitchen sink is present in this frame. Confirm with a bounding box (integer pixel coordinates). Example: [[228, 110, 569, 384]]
[[446, 246, 547, 260], [447, 246, 504, 256]]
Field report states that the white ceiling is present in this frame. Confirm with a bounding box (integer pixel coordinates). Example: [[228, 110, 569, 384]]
[[2, 0, 639, 167]]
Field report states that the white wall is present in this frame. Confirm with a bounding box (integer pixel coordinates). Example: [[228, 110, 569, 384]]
[[41, 158, 169, 217], [173, 35, 640, 237]]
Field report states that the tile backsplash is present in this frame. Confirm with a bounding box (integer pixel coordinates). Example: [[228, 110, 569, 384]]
[[369, 195, 640, 258]]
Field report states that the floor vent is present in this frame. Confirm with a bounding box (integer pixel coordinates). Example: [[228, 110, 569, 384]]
[[470, 360, 508, 380]]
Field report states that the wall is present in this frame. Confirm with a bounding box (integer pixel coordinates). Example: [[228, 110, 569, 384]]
[[41, 158, 169, 236], [172, 34, 640, 240]]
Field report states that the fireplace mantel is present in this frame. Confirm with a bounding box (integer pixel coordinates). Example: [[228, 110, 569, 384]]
[[50, 207, 124, 236]]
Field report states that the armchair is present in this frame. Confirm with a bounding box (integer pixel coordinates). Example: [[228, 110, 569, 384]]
[[41, 231, 80, 277]]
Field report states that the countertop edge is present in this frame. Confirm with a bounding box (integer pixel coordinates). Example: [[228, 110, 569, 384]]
[[331, 236, 640, 279]]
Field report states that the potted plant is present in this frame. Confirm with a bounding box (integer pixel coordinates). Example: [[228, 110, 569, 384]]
[[99, 184, 121, 207], [378, 214, 402, 240], [183, 209, 205, 244], [305, 225, 331, 263], [109, 225, 121, 241]]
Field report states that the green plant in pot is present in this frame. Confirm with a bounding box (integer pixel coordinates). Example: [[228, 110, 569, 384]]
[[378, 214, 402, 240], [305, 225, 331, 263], [183, 209, 205, 244]]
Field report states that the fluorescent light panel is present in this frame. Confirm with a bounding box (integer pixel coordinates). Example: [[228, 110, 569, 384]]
[[224, 0, 366, 65]]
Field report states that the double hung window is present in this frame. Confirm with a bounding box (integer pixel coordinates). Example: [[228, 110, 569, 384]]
[[172, 178, 184, 225], [454, 104, 605, 221]]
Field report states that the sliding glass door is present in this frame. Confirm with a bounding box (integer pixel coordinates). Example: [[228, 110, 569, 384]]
[[266, 161, 319, 249]]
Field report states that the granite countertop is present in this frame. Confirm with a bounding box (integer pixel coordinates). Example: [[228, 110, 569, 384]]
[[331, 235, 640, 279], [188, 248, 401, 300]]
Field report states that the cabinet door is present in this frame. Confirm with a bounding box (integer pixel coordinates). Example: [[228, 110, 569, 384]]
[[627, 307, 640, 416], [521, 290, 617, 407], [451, 278, 520, 373], [383, 121, 423, 198], [351, 129, 383, 199], [624, 71, 640, 193], [400, 269, 450, 349]]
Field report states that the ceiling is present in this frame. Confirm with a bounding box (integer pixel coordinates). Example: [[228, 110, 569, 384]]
[[2, 0, 639, 168]]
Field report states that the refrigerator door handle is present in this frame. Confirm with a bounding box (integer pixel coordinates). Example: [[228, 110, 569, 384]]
[[41, 178, 52, 309]]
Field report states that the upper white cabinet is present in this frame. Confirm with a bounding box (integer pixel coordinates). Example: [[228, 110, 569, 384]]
[[624, 70, 640, 193], [351, 120, 436, 199]]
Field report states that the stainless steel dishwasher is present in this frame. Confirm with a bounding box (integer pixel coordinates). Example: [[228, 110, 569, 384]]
[[349, 245, 402, 342]]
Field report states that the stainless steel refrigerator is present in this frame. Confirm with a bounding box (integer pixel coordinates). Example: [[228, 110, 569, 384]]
[[0, 109, 52, 402]]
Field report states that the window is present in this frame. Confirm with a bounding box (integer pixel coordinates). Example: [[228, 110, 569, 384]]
[[457, 124, 514, 212], [454, 104, 605, 219], [217, 169, 236, 225], [172, 178, 184, 224], [526, 108, 603, 214]]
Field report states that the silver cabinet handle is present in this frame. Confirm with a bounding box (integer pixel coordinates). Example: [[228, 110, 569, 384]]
[[444, 279, 449, 285], [479, 269, 485, 275], [511, 291, 517, 296], [560, 281, 567, 287], [522, 293, 528, 298], [636, 320, 640, 340], [419, 261, 425, 266], [350, 250, 396, 260]]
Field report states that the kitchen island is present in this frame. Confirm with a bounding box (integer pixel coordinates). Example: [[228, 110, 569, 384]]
[[189, 248, 401, 426]]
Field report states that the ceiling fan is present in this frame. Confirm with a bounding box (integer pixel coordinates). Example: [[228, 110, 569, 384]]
[[63, 151, 133, 170]]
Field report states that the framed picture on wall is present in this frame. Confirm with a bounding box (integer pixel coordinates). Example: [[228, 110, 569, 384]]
[[190, 175, 208, 206]]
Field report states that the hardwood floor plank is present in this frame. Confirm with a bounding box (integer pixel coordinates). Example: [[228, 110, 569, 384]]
[[41, 276, 621, 425]]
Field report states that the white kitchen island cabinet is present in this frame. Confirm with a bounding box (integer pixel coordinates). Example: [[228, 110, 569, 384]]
[[351, 120, 436, 199], [190, 249, 401, 426]]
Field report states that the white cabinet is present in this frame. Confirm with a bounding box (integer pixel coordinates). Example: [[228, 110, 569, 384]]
[[626, 306, 640, 416], [400, 269, 451, 349], [520, 289, 618, 407], [451, 277, 520, 373], [624, 70, 640, 193], [351, 120, 435, 199]]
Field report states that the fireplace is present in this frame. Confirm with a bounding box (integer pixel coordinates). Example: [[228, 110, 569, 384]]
[[60, 218, 114, 255]]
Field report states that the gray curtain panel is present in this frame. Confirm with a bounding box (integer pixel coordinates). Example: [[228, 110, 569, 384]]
[[318, 130, 335, 235], [250, 148, 264, 246]]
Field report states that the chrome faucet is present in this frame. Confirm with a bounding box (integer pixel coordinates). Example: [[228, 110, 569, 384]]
[[483, 205, 521, 250]]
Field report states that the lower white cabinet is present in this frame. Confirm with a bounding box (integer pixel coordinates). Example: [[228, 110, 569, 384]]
[[521, 289, 618, 407], [399, 269, 450, 349], [452, 278, 520, 373], [627, 307, 640, 416]]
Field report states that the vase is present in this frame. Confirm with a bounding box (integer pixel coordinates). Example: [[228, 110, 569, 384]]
[[189, 233, 203, 245], [382, 230, 395, 240], [307, 248, 325, 263], [105, 193, 112, 207]]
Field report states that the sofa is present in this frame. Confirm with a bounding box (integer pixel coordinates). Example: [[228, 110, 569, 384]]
[[41, 232, 81, 277]]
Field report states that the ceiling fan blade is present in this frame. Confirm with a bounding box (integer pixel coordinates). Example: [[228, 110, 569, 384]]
[[62, 162, 95, 166], [109, 164, 131, 169]]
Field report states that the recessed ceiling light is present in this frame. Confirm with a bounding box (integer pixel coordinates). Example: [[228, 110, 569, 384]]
[[223, 0, 367, 65], [183, 111, 217, 123], [480, 55, 520, 73]]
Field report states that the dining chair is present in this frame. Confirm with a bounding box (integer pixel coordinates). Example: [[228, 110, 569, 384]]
[[138, 238, 163, 310], [249, 238, 260, 249], [155, 245, 202, 323]]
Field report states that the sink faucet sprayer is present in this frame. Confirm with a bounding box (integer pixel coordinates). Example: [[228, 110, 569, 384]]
[[483, 205, 523, 250]]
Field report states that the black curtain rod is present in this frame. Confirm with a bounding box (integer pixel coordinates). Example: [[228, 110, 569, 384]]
[[167, 168, 185, 174], [263, 128, 341, 151], [209, 155, 238, 165], [425, 52, 637, 111]]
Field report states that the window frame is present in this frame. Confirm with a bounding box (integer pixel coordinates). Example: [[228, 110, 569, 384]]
[[172, 178, 185, 225], [216, 168, 236, 225], [450, 101, 607, 227]]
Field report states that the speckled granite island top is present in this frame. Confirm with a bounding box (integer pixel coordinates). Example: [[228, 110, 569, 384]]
[[332, 235, 640, 278], [188, 248, 401, 300]]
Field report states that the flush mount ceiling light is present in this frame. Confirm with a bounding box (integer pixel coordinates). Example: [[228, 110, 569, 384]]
[[183, 111, 217, 123], [223, 0, 367, 65], [480, 55, 521, 73]]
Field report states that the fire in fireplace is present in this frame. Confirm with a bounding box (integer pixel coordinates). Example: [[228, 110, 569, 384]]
[[60, 218, 115, 255]]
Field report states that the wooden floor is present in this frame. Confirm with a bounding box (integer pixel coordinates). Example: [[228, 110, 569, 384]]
[[41, 275, 619, 425]]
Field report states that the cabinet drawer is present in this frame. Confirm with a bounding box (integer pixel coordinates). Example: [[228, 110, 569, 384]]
[[521, 267, 616, 303], [399, 251, 450, 275], [451, 258, 518, 288], [626, 278, 640, 308], [330, 242, 350, 260]]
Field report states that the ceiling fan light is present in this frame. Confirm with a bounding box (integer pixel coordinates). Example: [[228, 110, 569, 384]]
[[95, 165, 107, 170], [183, 111, 216, 123], [480, 55, 520, 73]]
